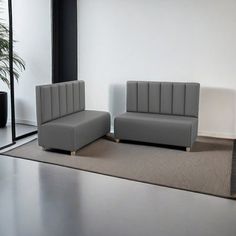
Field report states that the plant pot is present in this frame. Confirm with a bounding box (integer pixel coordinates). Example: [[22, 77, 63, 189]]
[[0, 91, 8, 128]]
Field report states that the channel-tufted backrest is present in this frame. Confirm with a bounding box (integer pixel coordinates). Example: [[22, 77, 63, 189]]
[[36, 81, 85, 125], [127, 81, 200, 117]]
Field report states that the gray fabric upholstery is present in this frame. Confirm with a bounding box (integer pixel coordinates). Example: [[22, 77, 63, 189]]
[[115, 81, 200, 148], [36, 81, 110, 152], [36, 81, 85, 125], [39, 110, 110, 151], [126, 81, 200, 117], [115, 112, 198, 147]]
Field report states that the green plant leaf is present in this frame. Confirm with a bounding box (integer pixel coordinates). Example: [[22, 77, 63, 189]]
[[0, 0, 26, 88]]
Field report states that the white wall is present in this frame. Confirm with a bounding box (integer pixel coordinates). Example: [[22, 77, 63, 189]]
[[79, 0, 236, 138]]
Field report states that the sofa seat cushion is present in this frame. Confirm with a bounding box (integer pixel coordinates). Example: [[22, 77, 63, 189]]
[[114, 112, 198, 147], [39, 110, 110, 151]]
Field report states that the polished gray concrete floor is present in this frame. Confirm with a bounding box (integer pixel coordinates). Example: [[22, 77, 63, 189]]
[[0, 125, 13, 148], [0, 155, 236, 236], [0, 124, 37, 148]]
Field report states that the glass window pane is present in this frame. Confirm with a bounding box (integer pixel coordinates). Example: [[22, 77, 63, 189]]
[[0, 0, 13, 149], [12, 0, 51, 138]]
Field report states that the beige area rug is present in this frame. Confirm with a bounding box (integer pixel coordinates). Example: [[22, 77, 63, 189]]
[[4, 137, 236, 199]]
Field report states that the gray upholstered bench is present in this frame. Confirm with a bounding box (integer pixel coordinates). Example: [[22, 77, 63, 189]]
[[36, 81, 110, 155], [114, 81, 200, 151]]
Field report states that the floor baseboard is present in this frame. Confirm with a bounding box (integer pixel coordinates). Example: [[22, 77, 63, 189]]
[[198, 131, 236, 140]]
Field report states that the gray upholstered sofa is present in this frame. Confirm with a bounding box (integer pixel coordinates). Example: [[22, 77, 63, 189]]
[[114, 81, 200, 151], [36, 81, 110, 155]]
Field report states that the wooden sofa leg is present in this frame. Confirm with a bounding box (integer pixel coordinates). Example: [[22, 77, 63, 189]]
[[115, 139, 120, 143], [71, 151, 77, 156], [186, 147, 191, 152], [42, 147, 47, 151]]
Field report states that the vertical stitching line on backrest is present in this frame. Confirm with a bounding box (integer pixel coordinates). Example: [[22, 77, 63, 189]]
[[195, 85, 199, 118], [197, 85, 200, 118], [136, 82, 138, 112], [39, 87, 42, 124], [147, 82, 149, 113], [126, 82, 129, 112], [79, 82, 83, 111], [171, 83, 173, 114], [80, 82, 81, 110], [159, 83, 162, 113], [66, 84, 68, 114], [84, 81, 86, 110], [79, 81, 81, 110], [80, 81, 83, 110], [77, 82, 80, 111], [50, 86, 53, 120], [72, 82, 75, 113], [58, 85, 61, 117], [81, 81, 83, 110], [184, 84, 186, 116], [79, 82, 81, 111], [79, 81, 82, 110]]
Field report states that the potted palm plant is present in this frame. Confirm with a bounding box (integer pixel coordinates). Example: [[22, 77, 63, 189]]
[[0, 0, 25, 127]]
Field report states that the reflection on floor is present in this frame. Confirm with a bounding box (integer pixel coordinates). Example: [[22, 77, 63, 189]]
[[0, 125, 12, 148], [0, 124, 37, 149], [0, 155, 235, 236]]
